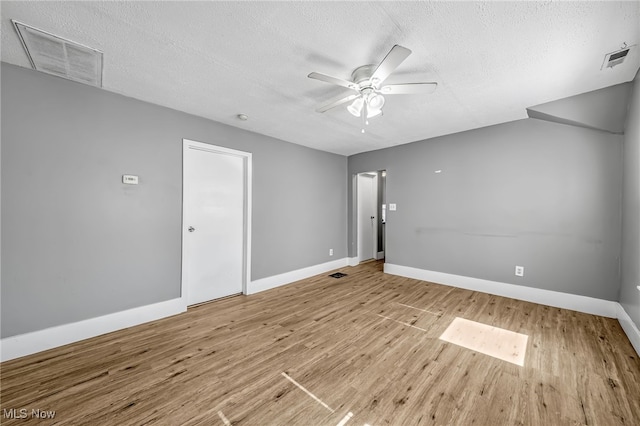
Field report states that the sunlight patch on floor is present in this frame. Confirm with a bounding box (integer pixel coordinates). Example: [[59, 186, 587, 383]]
[[217, 411, 231, 426], [281, 372, 335, 412], [439, 317, 528, 366], [336, 412, 353, 426]]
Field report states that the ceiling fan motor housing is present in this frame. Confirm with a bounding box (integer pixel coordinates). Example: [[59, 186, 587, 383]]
[[351, 65, 378, 87]]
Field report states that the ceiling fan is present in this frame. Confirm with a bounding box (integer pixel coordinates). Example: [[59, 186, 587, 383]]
[[308, 45, 437, 129]]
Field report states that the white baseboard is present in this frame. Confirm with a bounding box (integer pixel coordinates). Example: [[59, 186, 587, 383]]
[[376, 251, 385, 260], [616, 303, 640, 356], [384, 264, 617, 318], [4, 265, 637, 363], [0, 298, 186, 362], [348, 257, 359, 266], [248, 258, 348, 295], [0, 259, 351, 362]]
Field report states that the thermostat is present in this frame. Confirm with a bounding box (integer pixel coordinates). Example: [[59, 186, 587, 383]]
[[122, 175, 139, 185]]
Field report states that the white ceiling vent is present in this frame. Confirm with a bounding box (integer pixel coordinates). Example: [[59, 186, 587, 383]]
[[12, 20, 103, 87], [601, 45, 635, 70]]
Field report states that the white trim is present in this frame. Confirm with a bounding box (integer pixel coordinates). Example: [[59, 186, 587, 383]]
[[0, 298, 186, 362], [356, 172, 378, 263], [348, 257, 359, 267], [181, 139, 252, 304], [384, 264, 617, 318], [616, 303, 640, 356], [248, 258, 348, 295], [245, 152, 253, 291], [376, 251, 385, 260]]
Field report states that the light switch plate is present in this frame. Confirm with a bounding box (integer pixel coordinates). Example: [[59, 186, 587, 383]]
[[389, 203, 397, 211]]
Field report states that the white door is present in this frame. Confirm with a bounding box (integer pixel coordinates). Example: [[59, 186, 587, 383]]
[[182, 139, 251, 305], [357, 173, 377, 262]]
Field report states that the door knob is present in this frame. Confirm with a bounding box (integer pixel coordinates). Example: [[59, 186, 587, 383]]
[[188, 226, 195, 232]]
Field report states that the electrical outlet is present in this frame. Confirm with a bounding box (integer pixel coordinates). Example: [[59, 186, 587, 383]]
[[329, 249, 333, 256], [515, 266, 524, 277]]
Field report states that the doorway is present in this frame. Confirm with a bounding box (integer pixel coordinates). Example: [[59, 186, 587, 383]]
[[182, 139, 252, 306], [357, 171, 386, 263]]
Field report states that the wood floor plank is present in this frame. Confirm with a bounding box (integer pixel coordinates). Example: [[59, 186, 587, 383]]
[[2, 260, 639, 425]]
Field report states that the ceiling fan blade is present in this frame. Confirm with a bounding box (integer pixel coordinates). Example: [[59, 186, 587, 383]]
[[370, 45, 412, 84], [380, 82, 438, 95], [316, 94, 359, 113], [308, 72, 359, 90]]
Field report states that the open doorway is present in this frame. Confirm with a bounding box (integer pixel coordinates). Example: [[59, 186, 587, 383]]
[[356, 170, 386, 263]]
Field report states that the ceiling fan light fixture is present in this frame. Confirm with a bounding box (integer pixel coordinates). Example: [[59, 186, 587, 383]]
[[347, 97, 364, 117], [367, 93, 385, 110], [308, 44, 438, 133], [367, 107, 383, 118]]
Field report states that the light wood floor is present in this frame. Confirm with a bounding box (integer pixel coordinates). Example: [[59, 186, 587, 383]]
[[2, 261, 639, 425]]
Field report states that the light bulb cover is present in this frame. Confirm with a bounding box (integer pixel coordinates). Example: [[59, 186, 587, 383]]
[[347, 97, 364, 117], [367, 107, 382, 118], [367, 93, 385, 110]]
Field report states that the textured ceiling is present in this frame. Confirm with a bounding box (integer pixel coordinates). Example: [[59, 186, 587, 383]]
[[1, 1, 639, 156]]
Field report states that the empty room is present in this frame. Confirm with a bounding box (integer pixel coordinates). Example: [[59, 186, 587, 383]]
[[1, 1, 639, 425]]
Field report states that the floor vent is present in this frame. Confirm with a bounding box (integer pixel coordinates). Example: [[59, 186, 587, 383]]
[[12, 20, 103, 87], [329, 272, 348, 279]]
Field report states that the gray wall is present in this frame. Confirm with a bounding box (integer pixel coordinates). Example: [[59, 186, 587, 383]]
[[620, 72, 640, 327], [1, 63, 347, 338], [348, 118, 623, 301], [527, 82, 632, 134]]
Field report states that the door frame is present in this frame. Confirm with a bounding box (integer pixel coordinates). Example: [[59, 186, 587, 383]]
[[356, 172, 378, 263], [181, 139, 252, 304]]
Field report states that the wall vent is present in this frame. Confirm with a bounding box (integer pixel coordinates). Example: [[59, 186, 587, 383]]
[[12, 20, 103, 87], [601, 45, 634, 70]]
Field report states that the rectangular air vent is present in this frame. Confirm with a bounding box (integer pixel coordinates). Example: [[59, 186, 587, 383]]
[[12, 20, 103, 87], [601, 45, 634, 70]]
